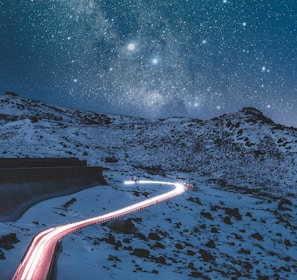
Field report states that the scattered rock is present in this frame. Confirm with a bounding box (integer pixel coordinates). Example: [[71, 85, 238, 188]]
[[107, 218, 137, 234], [188, 262, 195, 269], [278, 198, 292, 211], [114, 240, 122, 250], [154, 255, 166, 264], [199, 249, 216, 262], [189, 271, 211, 279], [211, 227, 219, 233], [62, 198, 76, 209], [148, 232, 162, 241], [225, 207, 242, 220], [200, 224, 207, 229], [0, 249, 5, 259], [105, 233, 115, 245], [187, 250, 196, 256], [107, 255, 121, 262], [123, 237, 131, 243], [223, 216, 232, 225], [205, 240, 216, 249], [238, 248, 251, 254], [246, 212, 253, 217], [284, 239, 292, 247], [243, 261, 253, 270], [151, 241, 165, 249], [234, 233, 243, 241], [187, 197, 203, 205], [104, 157, 118, 163], [134, 232, 147, 241], [175, 243, 183, 250], [201, 211, 214, 220], [0, 233, 20, 250], [132, 248, 150, 258], [251, 232, 264, 241]]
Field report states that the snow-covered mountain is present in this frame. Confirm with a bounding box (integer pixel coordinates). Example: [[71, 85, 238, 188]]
[[0, 92, 297, 279]]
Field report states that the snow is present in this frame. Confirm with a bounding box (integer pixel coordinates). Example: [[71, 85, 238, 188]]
[[0, 93, 297, 279]]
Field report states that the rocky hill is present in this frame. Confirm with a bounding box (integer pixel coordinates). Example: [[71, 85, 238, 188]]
[[0, 92, 297, 279], [1, 92, 296, 195]]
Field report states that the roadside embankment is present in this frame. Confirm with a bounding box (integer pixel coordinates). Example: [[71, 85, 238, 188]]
[[0, 158, 107, 221]]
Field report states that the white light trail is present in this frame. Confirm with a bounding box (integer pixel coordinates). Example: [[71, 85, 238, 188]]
[[13, 180, 189, 280]]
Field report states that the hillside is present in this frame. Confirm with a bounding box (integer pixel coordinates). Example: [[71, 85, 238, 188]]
[[0, 92, 297, 279]]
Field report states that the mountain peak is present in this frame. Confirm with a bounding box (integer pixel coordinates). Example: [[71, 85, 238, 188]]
[[239, 107, 275, 125], [241, 107, 263, 116]]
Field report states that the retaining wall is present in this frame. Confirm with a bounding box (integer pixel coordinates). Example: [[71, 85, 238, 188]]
[[0, 158, 107, 221]]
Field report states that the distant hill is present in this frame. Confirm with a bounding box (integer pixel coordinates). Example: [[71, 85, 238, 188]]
[[1, 91, 296, 194]]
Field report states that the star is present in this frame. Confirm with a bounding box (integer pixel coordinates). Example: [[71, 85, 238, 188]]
[[127, 43, 136, 52], [1, 0, 296, 127], [150, 56, 161, 66]]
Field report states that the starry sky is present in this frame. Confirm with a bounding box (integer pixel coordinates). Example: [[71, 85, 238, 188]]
[[1, 0, 296, 126]]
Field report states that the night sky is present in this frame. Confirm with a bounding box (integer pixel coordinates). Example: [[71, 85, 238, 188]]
[[1, 1, 296, 126]]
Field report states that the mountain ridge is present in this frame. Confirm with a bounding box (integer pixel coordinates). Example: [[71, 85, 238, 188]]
[[1, 92, 297, 279], [1, 92, 297, 196]]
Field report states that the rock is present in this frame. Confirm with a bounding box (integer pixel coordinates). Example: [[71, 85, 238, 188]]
[[134, 232, 147, 241], [152, 269, 159, 274], [107, 218, 137, 234], [278, 198, 292, 211], [154, 255, 166, 264], [0, 249, 5, 259], [238, 248, 251, 254], [148, 232, 162, 241], [187, 197, 203, 205], [225, 207, 242, 220], [123, 246, 133, 251], [246, 212, 253, 217], [187, 250, 196, 256], [106, 233, 115, 245], [205, 240, 216, 248], [175, 243, 183, 249], [189, 271, 209, 279], [132, 248, 150, 258], [114, 240, 122, 250], [188, 262, 195, 269], [152, 241, 165, 249], [201, 211, 213, 220], [223, 216, 232, 225], [211, 227, 219, 233], [199, 249, 216, 262], [0, 233, 20, 250], [251, 232, 264, 241], [234, 233, 243, 241]]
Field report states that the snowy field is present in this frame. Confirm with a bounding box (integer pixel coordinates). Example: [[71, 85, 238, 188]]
[[1, 170, 297, 279]]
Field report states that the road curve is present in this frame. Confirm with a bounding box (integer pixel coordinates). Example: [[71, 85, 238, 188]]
[[12, 180, 188, 280]]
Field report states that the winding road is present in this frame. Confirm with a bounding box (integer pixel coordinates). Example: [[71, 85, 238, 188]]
[[12, 180, 188, 280]]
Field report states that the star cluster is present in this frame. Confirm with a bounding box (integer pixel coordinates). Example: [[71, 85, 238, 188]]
[[0, 0, 296, 125]]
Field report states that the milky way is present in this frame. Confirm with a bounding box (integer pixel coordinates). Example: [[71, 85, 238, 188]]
[[1, 0, 296, 125]]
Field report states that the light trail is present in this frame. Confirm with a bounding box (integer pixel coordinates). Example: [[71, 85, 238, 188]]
[[12, 180, 189, 280]]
